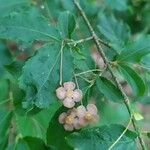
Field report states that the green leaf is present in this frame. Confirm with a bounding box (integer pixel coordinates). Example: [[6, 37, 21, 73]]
[[0, 42, 13, 79], [5, 61, 24, 80], [67, 124, 137, 150], [97, 14, 130, 53], [12, 139, 31, 150], [117, 64, 146, 96], [47, 107, 73, 150], [0, 43, 24, 82], [147, 133, 150, 139], [117, 36, 150, 63], [43, 0, 74, 21], [10, 83, 26, 115], [0, 80, 9, 102], [0, 109, 12, 149], [141, 54, 150, 70], [0, 109, 12, 137], [58, 11, 76, 39], [105, 0, 128, 11], [15, 102, 60, 142], [137, 96, 150, 105], [0, 9, 60, 42], [72, 46, 95, 72], [12, 137, 51, 150], [22, 137, 50, 150], [0, 42, 12, 65], [19, 43, 74, 108], [0, 0, 30, 17], [96, 77, 123, 103], [80, 0, 100, 17]]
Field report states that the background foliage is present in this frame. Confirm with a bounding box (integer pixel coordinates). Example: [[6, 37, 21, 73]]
[[0, 0, 150, 149]]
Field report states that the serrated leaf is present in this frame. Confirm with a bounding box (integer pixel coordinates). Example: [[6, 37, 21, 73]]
[[15, 102, 60, 142], [72, 46, 95, 71], [58, 11, 76, 39], [0, 9, 60, 42], [97, 14, 130, 53], [117, 64, 146, 96], [117, 36, 150, 63], [0, 0, 30, 17], [96, 77, 123, 103], [43, 0, 74, 21], [19, 43, 74, 108], [67, 124, 137, 150]]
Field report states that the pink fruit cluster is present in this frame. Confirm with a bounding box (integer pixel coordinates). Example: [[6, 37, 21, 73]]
[[56, 81, 82, 108], [56, 81, 99, 131]]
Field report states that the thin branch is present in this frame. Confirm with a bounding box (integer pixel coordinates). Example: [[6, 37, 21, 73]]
[[68, 36, 112, 49], [74, 72, 83, 105], [0, 98, 11, 106], [73, 0, 147, 149], [67, 36, 93, 45], [75, 69, 102, 76], [75, 75, 92, 83], [108, 116, 132, 150], [98, 38, 112, 49]]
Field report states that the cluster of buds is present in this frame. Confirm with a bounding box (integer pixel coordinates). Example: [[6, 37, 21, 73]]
[[56, 81, 99, 131]]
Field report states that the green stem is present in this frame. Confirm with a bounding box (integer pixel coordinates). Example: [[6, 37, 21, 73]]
[[108, 116, 132, 150], [68, 36, 93, 45], [74, 73, 83, 105], [75, 69, 102, 76], [73, 0, 147, 149], [68, 36, 111, 48], [0, 99, 11, 106], [76, 75, 92, 83]]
